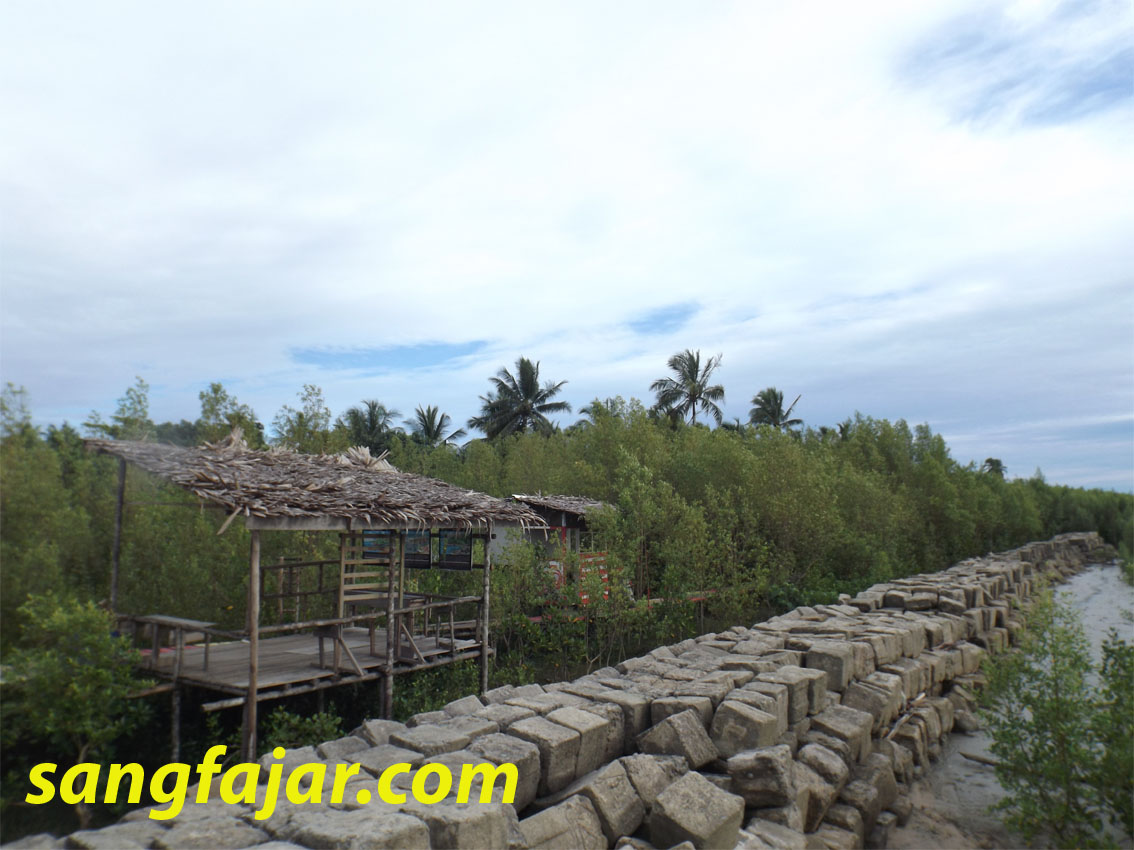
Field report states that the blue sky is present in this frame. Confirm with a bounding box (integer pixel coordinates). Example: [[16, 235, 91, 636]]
[[1, 0, 1131, 490]]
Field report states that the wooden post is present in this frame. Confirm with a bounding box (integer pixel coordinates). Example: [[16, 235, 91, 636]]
[[383, 532, 397, 719], [241, 530, 261, 760], [480, 536, 491, 695], [171, 686, 181, 761], [110, 457, 126, 612]]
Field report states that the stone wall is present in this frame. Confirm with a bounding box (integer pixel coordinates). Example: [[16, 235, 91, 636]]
[[20, 532, 1114, 850]]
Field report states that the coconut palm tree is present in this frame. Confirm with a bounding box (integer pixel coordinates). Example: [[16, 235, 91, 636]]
[[406, 405, 466, 448], [749, 387, 802, 430], [338, 399, 401, 454], [649, 350, 725, 426], [467, 357, 571, 439], [982, 458, 1006, 479]]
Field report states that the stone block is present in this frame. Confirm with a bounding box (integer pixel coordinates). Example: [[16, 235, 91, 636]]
[[508, 716, 581, 796], [482, 684, 517, 704], [636, 708, 718, 769], [793, 760, 837, 832], [618, 754, 687, 808], [475, 703, 536, 729], [804, 641, 855, 692], [518, 794, 606, 850], [284, 808, 430, 849], [408, 709, 449, 727], [652, 696, 714, 728], [797, 743, 849, 792], [351, 719, 408, 747], [442, 694, 485, 717], [812, 823, 858, 850], [150, 820, 269, 850], [596, 689, 651, 750], [580, 700, 626, 763], [550, 761, 646, 844], [400, 800, 509, 849], [837, 778, 881, 834], [710, 699, 780, 758], [743, 817, 810, 850], [350, 744, 425, 777], [316, 735, 370, 760], [725, 689, 788, 737], [755, 671, 809, 724], [841, 672, 903, 732], [810, 705, 873, 764], [389, 725, 471, 757], [466, 732, 542, 811], [547, 706, 608, 778], [823, 803, 864, 846], [649, 771, 744, 850], [727, 744, 796, 808], [435, 714, 498, 741]]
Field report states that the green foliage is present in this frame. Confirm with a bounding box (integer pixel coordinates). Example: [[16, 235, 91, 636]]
[[336, 399, 402, 455], [272, 384, 342, 452], [1, 594, 151, 828], [197, 382, 264, 447], [749, 387, 802, 430], [468, 357, 571, 439], [980, 590, 1134, 847], [260, 708, 343, 754], [649, 349, 725, 426], [83, 377, 154, 441]]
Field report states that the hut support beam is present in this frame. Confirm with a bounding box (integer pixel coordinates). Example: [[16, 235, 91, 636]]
[[382, 533, 398, 719], [171, 686, 181, 761], [480, 543, 491, 695], [110, 458, 126, 612], [241, 530, 261, 760]]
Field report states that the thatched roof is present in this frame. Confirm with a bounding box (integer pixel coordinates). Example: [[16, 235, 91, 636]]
[[512, 493, 609, 517], [86, 438, 547, 530]]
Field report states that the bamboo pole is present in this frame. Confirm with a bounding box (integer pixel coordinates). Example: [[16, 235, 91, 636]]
[[241, 530, 261, 760], [110, 458, 126, 612]]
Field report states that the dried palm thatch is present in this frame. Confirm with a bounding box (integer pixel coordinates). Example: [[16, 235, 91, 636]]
[[512, 493, 609, 516], [86, 438, 546, 530]]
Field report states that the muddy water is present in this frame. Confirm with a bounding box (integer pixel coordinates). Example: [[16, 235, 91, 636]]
[[889, 563, 1134, 850]]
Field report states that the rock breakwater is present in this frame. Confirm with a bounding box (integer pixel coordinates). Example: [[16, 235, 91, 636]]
[[21, 532, 1113, 850]]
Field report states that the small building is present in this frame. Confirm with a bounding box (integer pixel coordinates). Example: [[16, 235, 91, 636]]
[[490, 493, 611, 597], [86, 434, 545, 757]]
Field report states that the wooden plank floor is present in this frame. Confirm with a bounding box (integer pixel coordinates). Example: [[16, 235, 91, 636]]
[[145, 627, 480, 692]]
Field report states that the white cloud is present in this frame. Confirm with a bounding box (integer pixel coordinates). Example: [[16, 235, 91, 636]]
[[1, 0, 1131, 489]]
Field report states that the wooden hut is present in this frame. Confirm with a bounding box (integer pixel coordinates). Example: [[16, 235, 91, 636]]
[[86, 434, 544, 757]]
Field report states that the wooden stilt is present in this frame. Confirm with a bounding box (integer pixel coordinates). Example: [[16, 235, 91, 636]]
[[480, 540, 491, 695], [241, 529, 261, 760], [383, 533, 398, 719], [171, 686, 181, 761], [110, 458, 126, 612]]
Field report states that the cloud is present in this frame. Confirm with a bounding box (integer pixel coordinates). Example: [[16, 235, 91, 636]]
[[1, 0, 1131, 490]]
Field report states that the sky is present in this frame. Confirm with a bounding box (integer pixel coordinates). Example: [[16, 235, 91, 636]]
[[1, 0, 1131, 490]]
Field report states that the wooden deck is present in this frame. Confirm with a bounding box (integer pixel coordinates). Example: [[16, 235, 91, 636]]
[[145, 626, 481, 696]]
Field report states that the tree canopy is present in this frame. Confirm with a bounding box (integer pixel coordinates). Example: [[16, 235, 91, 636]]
[[467, 357, 571, 439], [649, 349, 725, 426]]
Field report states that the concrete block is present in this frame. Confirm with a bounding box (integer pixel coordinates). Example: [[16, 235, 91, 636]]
[[316, 735, 369, 760], [518, 794, 606, 850], [467, 732, 542, 812], [727, 744, 796, 808], [636, 709, 718, 769], [389, 725, 471, 757], [652, 696, 714, 728], [442, 694, 485, 717], [649, 771, 744, 850], [351, 719, 408, 747], [400, 800, 509, 849], [804, 641, 855, 692], [710, 699, 780, 758], [508, 716, 580, 796], [547, 706, 608, 778], [618, 754, 687, 808]]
